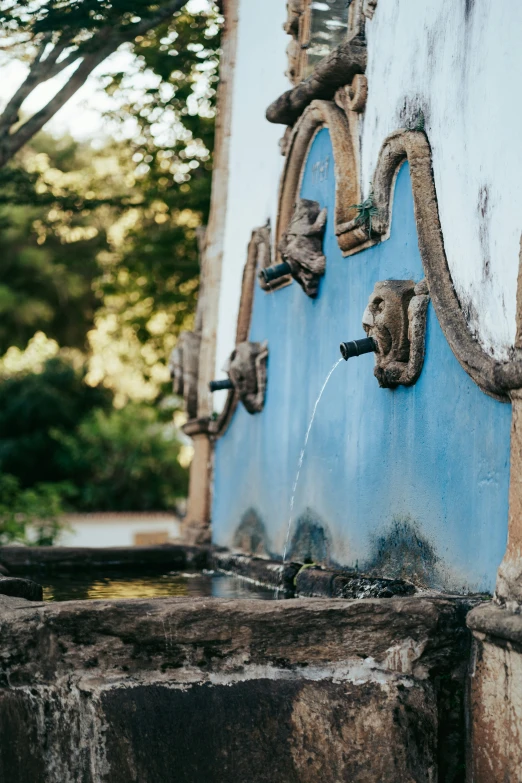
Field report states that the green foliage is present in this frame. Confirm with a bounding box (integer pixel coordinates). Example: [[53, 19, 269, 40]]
[[0, 357, 112, 487], [407, 109, 425, 132], [351, 190, 378, 238], [98, 5, 221, 353], [0, 134, 128, 353], [0, 0, 182, 44], [56, 404, 188, 511], [0, 474, 71, 545]]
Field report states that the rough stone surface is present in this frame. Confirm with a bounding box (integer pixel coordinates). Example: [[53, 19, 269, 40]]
[[0, 575, 42, 601], [0, 593, 473, 782], [212, 550, 300, 593], [295, 566, 416, 599], [0, 544, 209, 574], [467, 602, 522, 782]]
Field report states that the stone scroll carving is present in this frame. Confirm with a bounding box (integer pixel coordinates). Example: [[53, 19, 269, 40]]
[[169, 331, 201, 420], [278, 199, 327, 297], [283, 0, 306, 85], [362, 279, 430, 388], [224, 341, 269, 414]]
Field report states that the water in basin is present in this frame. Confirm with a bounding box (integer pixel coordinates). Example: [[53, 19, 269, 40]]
[[39, 569, 284, 602]]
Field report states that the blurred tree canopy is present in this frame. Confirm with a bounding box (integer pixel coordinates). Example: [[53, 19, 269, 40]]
[[0, 2, 220, 392], [0, 0, 193, 166], [0, 2, 220, 528]]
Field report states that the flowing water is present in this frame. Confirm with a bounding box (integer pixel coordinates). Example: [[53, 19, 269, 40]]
[[283, 358, 343, 562]]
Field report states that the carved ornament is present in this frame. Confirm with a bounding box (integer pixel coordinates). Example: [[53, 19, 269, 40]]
[[278, 199, 327, 297], [335, 74, 368, 114], [169, 331, 201, 420], [283, 0, 306, 85], [266, 37, 367, 127], [276, 99, 360, 263], [363, 279, 429, 388], [224, 341, 268, 414]]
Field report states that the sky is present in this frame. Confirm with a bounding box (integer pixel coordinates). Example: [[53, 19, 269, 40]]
[[0, 0, 211, 141]]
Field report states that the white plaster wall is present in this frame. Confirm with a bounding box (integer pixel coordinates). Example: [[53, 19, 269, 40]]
[[361, 0, 522, 359], [56, 516, 180, 547], [213, 0, 289, 409]]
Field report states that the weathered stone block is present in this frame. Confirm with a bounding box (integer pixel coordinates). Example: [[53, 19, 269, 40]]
[[0, 575, 42, 601], [467, 602, 522, 782], [100, 678, 437, 783], [0, 594, 474, 782]]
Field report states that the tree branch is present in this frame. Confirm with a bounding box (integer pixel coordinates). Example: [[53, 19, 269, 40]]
[[0, 0, 189, 167]]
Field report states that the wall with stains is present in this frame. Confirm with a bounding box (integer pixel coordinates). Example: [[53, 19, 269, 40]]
[[362, 0, 522, 360], [212, 129, 511, 593], [212, 0, 288, 407], [213, 0, 522, 389]]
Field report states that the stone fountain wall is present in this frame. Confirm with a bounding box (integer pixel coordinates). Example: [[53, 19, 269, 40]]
[[0, 589, 474, 783]]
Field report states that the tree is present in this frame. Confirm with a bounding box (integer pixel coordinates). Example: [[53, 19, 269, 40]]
[[57, 404, 189, 511], [0, 134, 116, 352], [0, 0, 191, 167], [0, 356, 112, 486]]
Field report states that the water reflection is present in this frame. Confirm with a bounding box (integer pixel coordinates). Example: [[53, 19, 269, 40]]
[[41, 570, 282, 602]]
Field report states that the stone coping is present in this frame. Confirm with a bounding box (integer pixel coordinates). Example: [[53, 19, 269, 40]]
[[0, 592, 474, 685], [467, 600, 522, 646], [0, 543, 210, 574]]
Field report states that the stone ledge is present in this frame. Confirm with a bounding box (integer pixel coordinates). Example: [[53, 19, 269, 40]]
[[467, 600, 522, 646], [0, 576, 42, 602], [295, 566, 416, 599], [0, 593, 475, 684], [211, 550, 300, 593], [0, 544, 210, 574]]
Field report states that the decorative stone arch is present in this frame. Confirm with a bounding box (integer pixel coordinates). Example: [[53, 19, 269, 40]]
[[275, 99, 361, 265], [341, 128, 522, 403], [210, 224, 271, 438]]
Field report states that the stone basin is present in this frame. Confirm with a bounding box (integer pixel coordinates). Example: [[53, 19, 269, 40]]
[[0, 565, 474, 782]]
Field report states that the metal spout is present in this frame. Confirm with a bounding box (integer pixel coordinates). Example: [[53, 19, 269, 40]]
[[340, 337, 377, 361], [259, 261, 292, 285], [209, 378, 234, 392]]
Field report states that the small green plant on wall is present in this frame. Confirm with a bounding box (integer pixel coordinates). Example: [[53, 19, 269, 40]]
[[352, 189, 378, 238]]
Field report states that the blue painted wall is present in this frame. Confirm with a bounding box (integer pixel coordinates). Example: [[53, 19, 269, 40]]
[[212, 129, 511, 593]]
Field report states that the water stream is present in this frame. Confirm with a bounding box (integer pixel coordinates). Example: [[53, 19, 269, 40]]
[[282, 357, 343, 562]]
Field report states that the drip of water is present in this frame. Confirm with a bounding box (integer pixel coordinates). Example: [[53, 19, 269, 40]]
[[282, 357, 343, 562]]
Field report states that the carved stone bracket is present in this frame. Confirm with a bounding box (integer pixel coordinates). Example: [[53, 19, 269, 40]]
[[334, 74, 368, 115], [278, 199, 327, 297], [266, 36, 367, 127], [363, 279, 429, 388], [169, 330, 201, 420]]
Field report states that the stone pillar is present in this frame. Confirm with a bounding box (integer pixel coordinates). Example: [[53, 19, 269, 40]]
[[181, 426, 213, 545], [182, 0, 239, 541], [467, 243, 522, 782], [496, 388, 522, 603]]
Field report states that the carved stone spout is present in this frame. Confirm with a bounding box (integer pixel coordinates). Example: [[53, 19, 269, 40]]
[[222, 340, 269, 414], [168, 330, 201, 419], [362, 279, 430, 388], [278, 199, 327, 297]]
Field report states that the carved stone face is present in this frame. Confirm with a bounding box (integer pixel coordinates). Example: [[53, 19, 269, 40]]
[[224, 340, 268, 414], [362, 280, 415, 364], [361, 279, 429, 389], [278, 199, 327, 298]]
